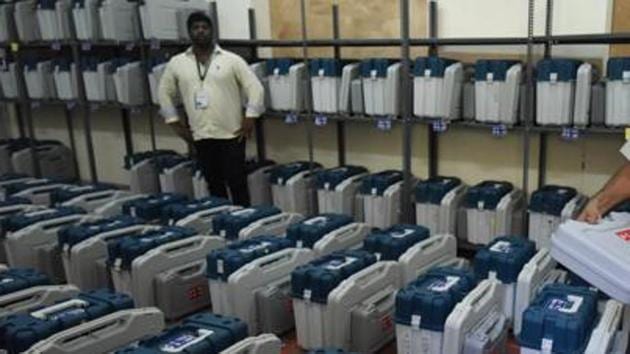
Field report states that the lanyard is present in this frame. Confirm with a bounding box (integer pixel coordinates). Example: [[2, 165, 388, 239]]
[[196, 57, 210, 83]]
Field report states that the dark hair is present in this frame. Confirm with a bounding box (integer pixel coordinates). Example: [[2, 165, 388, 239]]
[[187, 11, 213, 32]]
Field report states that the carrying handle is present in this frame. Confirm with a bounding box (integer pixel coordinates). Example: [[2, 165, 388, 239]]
[[353, 264, 387, 289], [42, 217, 81, 231], [163, 237, 204, 256], [257, 251, 294, 271], [174, 260, 205, 280], [30, 299, 88, 320], [260, 213, 291, 227]]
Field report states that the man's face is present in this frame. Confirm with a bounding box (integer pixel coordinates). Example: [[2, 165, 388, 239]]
[[189, 21, 213, 46]]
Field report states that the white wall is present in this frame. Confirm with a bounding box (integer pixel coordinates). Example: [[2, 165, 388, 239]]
[[437, 0, 614, 59]]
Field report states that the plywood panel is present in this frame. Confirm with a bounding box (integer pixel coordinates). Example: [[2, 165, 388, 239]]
[[269, 0, 428, 59], [611, 0, 630, 57]]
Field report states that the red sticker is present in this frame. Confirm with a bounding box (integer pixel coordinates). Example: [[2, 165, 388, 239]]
[[381, 315, 394, 332], [616, 228, 630, 242], [187, 285, 205, 301]]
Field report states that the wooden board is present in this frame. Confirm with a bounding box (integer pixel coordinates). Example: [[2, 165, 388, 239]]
[[269, 0, 428, 59], [611, 0, 630, 57]]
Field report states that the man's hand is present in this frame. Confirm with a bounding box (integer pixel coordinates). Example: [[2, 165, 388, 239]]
[[577, 197, 602, 224], [237, 117, 256, 141]]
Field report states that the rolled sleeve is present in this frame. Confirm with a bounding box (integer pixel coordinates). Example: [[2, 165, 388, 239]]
[[235, 57, 265, 118], [158, 61, 181, 124]]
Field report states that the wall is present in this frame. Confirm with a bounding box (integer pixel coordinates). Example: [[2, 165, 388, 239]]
[[2, 0, 625, 196]]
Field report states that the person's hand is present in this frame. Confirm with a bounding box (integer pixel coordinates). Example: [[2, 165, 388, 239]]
[[577, 198, 602, 224], [237, 117, 255, 141]]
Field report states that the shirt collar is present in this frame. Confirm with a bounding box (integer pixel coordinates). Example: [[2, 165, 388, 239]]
[[186, 44, 222, 57]]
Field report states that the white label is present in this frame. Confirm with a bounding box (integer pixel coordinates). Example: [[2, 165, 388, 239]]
[[130, 207, 136, 217], [239, 241, 271, 254], [424, 69, 431, 77], [219, 230, 226, 237], [546, 295, 583, 314], [375, 252, 382, 261], [324, 182, 330, 190], [411, 314, 421, 328], [477, 201, 485, 210], [296, 240, 303, 248], [623, 71, 630, 83], [324, 256, 357, 270], [273, 68, 280, 76], [318, 69, 324, 77], [371, 69, 377, 79], [371, 187, 377, 196], [541, 338, 553, 354], [390, 229, 415, 239], [303, 289, 312, 301], [429, 276, 460, 292], [231, 208, 257, 217], [486, 73, 494, 82], [160, 329, 214, 353], [489, 241, 512, 254], [304, 216, 329, 226], [550, 72, 558, 83], [217, 259, 224, 274]]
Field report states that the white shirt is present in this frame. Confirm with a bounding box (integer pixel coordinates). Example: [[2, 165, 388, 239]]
[[158, 45, 265, 140]]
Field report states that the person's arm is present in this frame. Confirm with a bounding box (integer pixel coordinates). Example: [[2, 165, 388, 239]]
[[158, 61, 194, 144], [233, 56, 265, 140], [578, 162, 630, 223]]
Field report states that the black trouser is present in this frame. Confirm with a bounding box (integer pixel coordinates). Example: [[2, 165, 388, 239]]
[[194, 138, 250, 207]]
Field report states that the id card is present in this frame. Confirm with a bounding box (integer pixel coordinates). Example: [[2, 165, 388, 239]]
[[194, 89, 209, 110]]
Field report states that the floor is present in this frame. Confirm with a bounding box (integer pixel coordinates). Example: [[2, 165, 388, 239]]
[[278, 332, 522, 353]]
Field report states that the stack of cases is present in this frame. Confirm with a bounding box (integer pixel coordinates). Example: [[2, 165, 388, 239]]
[[270, 161, 322, 216], [139, 0, 212, 41], [605, 57, 630, 127], [359, 170, 404, 228], [81, 57, 117, 102], [315, 165, 368, 218], [310, 58, 342, 114], [360, 58, 401, 117], [474, 60, 522, 125], [73, 0, 102, 41], [267, 59, 306, 112], [23, 59, 57, 100], [413, 56, 464, 121], [113, 59, 147, 106], [99, 0, 141, 41], [52, 59, 79, 100], [536, 59, 592, 127], [15, 1, 41, 42], [415, 176, 467, 236], [528, 185, 585, 250], [474, 236, 536, 326], [124, 150, 180, 194], [0, 3, 17, 43], [211, 206, 283, 242], [121, 193, 187, 221], [0, 61, 19, 99], [148, 56, 169, 105], [36, 0, 74, 41]]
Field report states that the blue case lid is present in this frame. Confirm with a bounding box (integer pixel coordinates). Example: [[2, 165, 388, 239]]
[[266, 58, 294, 76], [0, 268, 50, 296], [37, 0, 57, 10], [57, 215, 142, 250], [464, 181, 514, 210], [3, 207, 85, 233], [269, 161, 322, 186], [518, 284, 598, 353], [536, 59, 582, 82], [51, 184, 116, 205], [474, 236, 536, 284], [286, 214, 353, 248], [0, 197, 31, 208], [115, 313, 247, 354], [415, 176, 462, 205], [291, 250, 377, 304], [52, 58, 72, 72], [360, 170, 403, 196], [395, 267, 477, 331], [607, 57, 630, 80], [475, 60, 521, 82], [122, 193, 188, 221], [211, 206, 281, 240], [245, 159, 275, 174], [206, 236, 295, 280], [0, 174, 30, 183], [315, 165, 368, 190], [413, 56, 458, 77], [529, 185, 578, 216], [156, 154, 191, 171], [124, 150, 178, 169], [161, 197, 231, 225], [363, 224, 430, 261], [309, 58, 342, 77], [107, 226, 196, 270], [0, 289, 133, 354], [360, 58, 394, 78]]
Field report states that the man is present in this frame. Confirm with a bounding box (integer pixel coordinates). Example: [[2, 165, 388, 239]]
[[158, 12, 264, 206], [578, 141, 630, 223]]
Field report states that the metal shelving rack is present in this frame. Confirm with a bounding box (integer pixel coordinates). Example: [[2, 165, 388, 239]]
[[0, 0, 628, 245]]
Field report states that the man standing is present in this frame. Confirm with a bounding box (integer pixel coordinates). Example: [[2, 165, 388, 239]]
[[158, 12, 264, 206]]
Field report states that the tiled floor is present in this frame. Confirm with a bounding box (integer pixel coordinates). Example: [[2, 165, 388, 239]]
[[279, 332, 522, 353]]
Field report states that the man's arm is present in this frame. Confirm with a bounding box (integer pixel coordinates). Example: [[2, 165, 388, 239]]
[[233, 56, 265, 140], [158, 61, 194, 144], [578, 162, 630, 223]]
